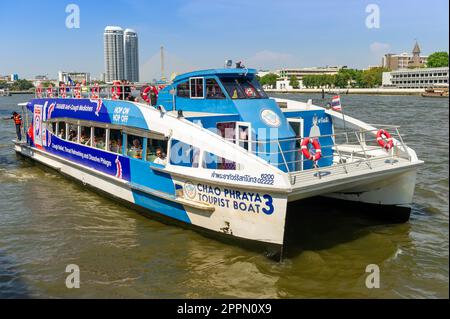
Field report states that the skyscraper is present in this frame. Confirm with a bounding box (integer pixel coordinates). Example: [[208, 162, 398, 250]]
[[124, 29, 140, 83], [104, 26, 125, 82]]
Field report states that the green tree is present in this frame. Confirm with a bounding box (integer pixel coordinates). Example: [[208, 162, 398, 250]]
[[427, 52, 449, 68], [360, 67, 388, 88], [289, 75, 300, 89], [10, 79, 34, 91], [259, 73, 279, 88]]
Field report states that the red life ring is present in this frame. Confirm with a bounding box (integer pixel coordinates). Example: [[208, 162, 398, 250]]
[[47, 85, 54, 98], [301, 138, 322, 162], [111, 82, 122, 100], [74, 84, 82, 99], [59, 84, 67, 98], [141, 86, 151, 103], [91, 83, 100, 99], [377, 129, 394, 150], [36, 86, 43, 98]]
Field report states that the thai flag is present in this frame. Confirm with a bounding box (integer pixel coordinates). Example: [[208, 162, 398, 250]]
[[331, 95, 342, 112]]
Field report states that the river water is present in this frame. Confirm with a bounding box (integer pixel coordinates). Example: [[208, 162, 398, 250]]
[[0, 94, 448, 299]]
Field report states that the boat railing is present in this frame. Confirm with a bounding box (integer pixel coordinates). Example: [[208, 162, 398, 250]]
[[34, 84, 163, 102], [226, 125, 411, 177]]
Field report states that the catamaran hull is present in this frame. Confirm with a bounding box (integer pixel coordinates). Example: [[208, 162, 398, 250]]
[[14, 143, 288, 258]]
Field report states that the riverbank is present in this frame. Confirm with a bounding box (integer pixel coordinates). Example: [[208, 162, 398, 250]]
[[266, 88, 425, 96]]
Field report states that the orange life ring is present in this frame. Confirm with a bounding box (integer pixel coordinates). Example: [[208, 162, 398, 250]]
[[59, 84, 67, 98], [74, 84, 82, 99], [377, 129, 394, 150], [46, 85, 54, 98], [301, 138, 322, 162], [111, 82, 122, 100], [91, 83, 100, 99], [141, 86, 151, 103]]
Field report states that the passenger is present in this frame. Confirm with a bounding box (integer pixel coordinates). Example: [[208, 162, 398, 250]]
[[110, 140, 119, 153], [68, 130, 77, 142], [58, 128, 65, 139], [3, 112, 23, 141], [153, 147, 167, 166], [130, 139, 142, 159]]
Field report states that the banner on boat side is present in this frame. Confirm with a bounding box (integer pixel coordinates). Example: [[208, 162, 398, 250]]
[[33, 105, 43, 147]]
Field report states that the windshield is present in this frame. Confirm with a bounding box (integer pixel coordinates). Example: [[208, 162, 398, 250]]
[[220, 77, 268, 99]]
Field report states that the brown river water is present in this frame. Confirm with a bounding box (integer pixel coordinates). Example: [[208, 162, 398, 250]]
[[0, 94, 448, 298]]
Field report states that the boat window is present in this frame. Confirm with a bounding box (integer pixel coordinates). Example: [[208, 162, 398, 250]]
[[190, 78, 204, 99], [203, 152, 236, 170], [58, 121, 67, 139], [206, 79, 225, 99], [80, 126, 92, 146], [109, 129, 123, 154], [127, 134, 143, 159], [170, 140, 200, 168], [50, 122, 57, 134], [68, 124, 78, 142], [93, 127, 106, 150], [219, 77, 268, 99], [146, 138, 168, 163], [177, 81, 190, 98]]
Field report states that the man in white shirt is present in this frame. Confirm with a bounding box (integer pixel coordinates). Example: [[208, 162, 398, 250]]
[[153, 147, 167, 166]]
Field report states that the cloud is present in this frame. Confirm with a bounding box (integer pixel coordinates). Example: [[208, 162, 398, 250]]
[[369, 42, 391, 56], [245, 50, 295, 70]]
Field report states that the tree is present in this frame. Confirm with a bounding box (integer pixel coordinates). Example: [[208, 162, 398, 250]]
[[360, 67, 388, 88], [289, 75, 299, 89], [10, 79, 34, 91], [427, 52, 449, 68], [259, 73, 279, 88]]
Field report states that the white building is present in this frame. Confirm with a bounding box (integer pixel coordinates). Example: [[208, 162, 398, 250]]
[[124, 29, 140, 83], [382, 67, 449, 88], [104, 26, 125, 83]]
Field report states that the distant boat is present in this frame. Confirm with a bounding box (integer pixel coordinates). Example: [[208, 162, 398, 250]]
[[422, 85, 449, 98]]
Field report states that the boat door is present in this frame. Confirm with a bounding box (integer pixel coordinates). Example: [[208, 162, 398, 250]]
[[288, 118, 304, 171], [216, 122, 252, 152]]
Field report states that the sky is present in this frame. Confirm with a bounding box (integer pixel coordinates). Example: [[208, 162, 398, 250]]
[[0, 0, 448, 81]]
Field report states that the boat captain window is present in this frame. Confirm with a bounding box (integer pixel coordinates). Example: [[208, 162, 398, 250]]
[[220, 77, 268, 99], [177, 81, 190, 98], [190, 78, 204, 99], [206, 79, 225, 99]]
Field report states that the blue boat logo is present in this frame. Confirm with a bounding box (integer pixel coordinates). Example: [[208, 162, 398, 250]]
[[261, 109, 281, 127]]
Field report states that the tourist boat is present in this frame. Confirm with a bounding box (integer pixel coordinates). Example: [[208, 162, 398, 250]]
[[14, 67, 423, 258], [421, 85, 449, 98]]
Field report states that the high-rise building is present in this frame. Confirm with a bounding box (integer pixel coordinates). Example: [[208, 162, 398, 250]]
[[124, 29, 139, 83], [104, 26, 125, 83]]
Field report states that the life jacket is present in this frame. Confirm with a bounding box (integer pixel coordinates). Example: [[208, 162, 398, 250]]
[[13, 114, 22, 125]]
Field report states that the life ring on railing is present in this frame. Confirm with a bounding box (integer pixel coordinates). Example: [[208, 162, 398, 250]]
[[59, 84, 67, 98], [377, 129, 394, 150], [74, 84, 82, 99], [36, 86, 43, 98], [46, 85, 54, 98], [141, 86, 151, 103], [301, 138, 322, 162], [111, 82, 122, 100], [91, 83, 100, 99]]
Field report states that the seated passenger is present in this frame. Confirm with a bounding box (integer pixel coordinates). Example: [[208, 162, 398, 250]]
[[153, 147, 167, 166], [110, 140, 119, 153], [58, 129, 65, 139], [130, 139, 142, 159]]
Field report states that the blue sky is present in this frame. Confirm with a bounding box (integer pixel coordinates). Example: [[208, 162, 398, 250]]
[[0, 0, 448, 81]]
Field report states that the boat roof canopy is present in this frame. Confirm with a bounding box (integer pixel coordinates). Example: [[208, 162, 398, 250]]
[[173, 68, 257, 83]]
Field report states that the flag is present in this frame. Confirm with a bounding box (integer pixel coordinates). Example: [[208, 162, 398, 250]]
[[331, 95, 342, 111]]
